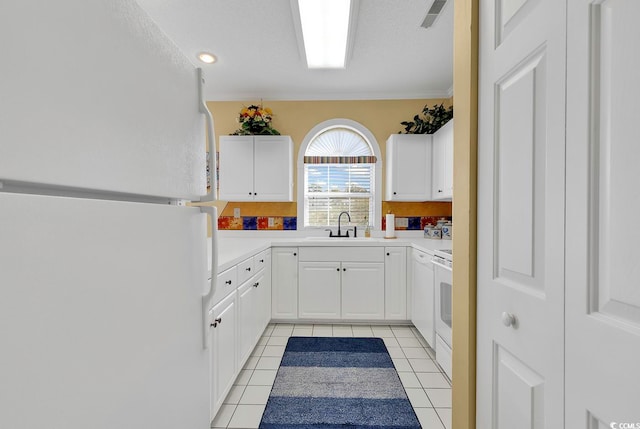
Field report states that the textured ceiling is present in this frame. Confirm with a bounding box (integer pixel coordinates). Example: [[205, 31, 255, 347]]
[[135, 0, 453, 101]]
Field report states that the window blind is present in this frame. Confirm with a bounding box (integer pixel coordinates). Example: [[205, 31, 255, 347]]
[[304, 163, 374, 227]]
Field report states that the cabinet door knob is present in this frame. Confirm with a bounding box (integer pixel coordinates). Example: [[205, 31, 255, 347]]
[[343, 268, 346, 271], [386, 252, 390, 256], [246, 267, 251, 272], [225, 280, 232, 285], [253, 282, 259, 288], [259, 259, 264, 263], [393, 191, 397, 195], [293, 252, 297, 256], [336, 268, 340, 271], [210, 317, 222, 328], [501, 312, 517, 328]]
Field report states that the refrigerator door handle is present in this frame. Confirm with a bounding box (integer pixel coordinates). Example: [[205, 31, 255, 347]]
[[200, 205, 218, 348], [198, 68, 217, 202]]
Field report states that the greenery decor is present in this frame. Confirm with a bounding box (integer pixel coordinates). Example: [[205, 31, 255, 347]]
[[231, 103, 281, 135], [399, 103, 453, 134]]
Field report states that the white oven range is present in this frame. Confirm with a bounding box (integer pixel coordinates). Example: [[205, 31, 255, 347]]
[[432, 248, 453, 379]]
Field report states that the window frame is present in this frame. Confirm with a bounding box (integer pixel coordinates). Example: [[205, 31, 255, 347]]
[[297, 119, 382, 230]]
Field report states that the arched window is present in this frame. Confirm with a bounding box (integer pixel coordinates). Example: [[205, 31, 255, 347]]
[[298, 119, 381, 229]]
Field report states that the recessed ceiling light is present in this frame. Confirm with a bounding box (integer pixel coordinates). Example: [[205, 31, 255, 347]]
[[297, 0, 352, 69], [197, 52, 217, 64]]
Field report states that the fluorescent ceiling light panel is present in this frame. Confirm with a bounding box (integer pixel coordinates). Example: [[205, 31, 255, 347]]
[[298, 0, 351, 68]]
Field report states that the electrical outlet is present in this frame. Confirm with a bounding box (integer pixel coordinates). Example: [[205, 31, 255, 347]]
[[233, 208, 240, 218], [268, 217, 275, 227]]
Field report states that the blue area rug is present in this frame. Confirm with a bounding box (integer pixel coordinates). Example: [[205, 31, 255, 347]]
[[259, 337, 421, 429]]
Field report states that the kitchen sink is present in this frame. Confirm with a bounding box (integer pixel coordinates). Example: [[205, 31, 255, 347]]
[[303, 237, 381, 242]]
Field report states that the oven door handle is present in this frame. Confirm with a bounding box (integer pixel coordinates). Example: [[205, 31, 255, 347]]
[[432, 258, 452, 271]]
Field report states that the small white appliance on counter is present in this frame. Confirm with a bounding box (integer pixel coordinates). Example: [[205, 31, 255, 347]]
[[0, 2, 218, 428], [432, 248, 453, 379]]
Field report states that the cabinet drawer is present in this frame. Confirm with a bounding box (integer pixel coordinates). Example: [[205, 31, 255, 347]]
[[254, 249, 270, 273], [237, 257, 255, 285], [211, 266, 237, 306], [298, 247, 384, 262]]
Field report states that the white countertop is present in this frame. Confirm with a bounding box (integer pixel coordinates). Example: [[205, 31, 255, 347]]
[[208, 234, 452, 277]]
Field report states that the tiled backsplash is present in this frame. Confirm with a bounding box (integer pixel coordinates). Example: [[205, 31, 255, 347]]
[[382, 215, 452, 231], [218, 216, 297, 231], [216, 201, 452, 231]]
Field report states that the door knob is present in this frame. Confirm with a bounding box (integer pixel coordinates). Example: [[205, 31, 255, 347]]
[[501, 312, 517, 328]]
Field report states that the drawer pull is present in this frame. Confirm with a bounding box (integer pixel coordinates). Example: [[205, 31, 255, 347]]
[[210, 317, 222, 328]]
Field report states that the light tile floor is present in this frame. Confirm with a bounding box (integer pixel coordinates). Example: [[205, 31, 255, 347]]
[[211, 323, 452, 429]]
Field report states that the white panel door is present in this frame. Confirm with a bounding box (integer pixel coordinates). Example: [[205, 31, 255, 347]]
[[477, 0, 566, 427], [385, 247, 407, 320], [0, 193, 209, 429], [386, 135, 432, 201], [0, 1, 205, 199], [209, 293, 238, 420], [218, 136, 255, 201], [237, 278, 258, 365], [565, 1, 640, 426], [254, 136, 293, 201], [341, 262, 385, 320], [432, 120, 453, 201], [298, 261, 341, 319], [256, 252, 272, 333], [442, 120, 454, 198], [271, 248, 298, 320]]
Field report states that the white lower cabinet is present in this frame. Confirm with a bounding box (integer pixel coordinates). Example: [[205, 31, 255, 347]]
[[256, 250, 272, 331], [209, 292, 237, 421], [237, 276, 259, 365], [384, 247, 407, 320], [298, 261, 341, 319], [341, 262, 385, 319], [209, 250, 271, 422], [411, 249, 435, 348], [297, 247, 388, 321], [271, 247, 298, 319]]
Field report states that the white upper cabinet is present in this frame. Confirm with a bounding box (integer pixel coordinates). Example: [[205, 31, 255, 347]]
[[431, 120, 453, 201], [385, 134, 433, 201], [219, 135, 293, 201]]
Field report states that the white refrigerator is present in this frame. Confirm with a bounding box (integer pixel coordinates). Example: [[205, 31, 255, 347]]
[[0, 1, 217, 428]]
